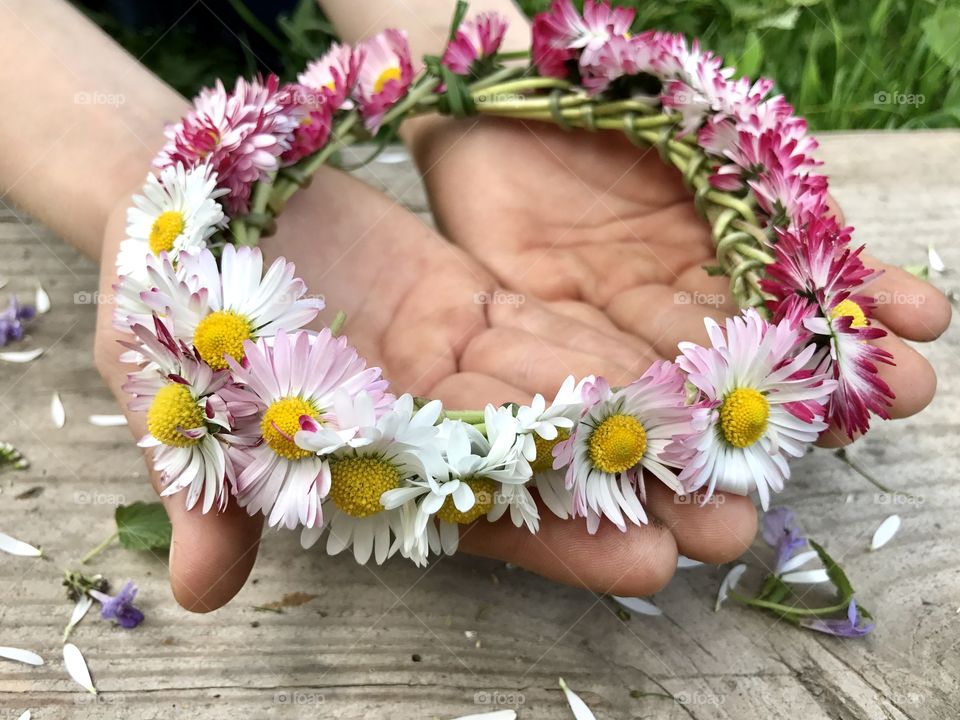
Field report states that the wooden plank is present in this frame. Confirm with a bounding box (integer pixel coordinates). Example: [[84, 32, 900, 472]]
[[0, 131, 957, 719]]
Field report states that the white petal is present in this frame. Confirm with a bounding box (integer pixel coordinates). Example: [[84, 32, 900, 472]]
[[0, 647, 43, 666], [871, 514, 901, 551], [51, 392, 65, 428], [88, 415, 128, 427], [559, 678, 596, 720], [17, 711, 30, 720], [778, 550, 819, 574], [0, 348, 43, 363], [63, 644, 97, 694], [715, 563, 747, 611], [928, 245, 945, 273], [63, 595, 94, 643], [0, 532, 42, 557], [780, 569, 830, 584], [612, 596, 662, 616], [35, 283, 51, 314], [677, 555, 704, 569]]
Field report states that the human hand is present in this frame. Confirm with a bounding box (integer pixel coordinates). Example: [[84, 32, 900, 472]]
[[405, 117, 952, 447], [94, 163, 758, 611]]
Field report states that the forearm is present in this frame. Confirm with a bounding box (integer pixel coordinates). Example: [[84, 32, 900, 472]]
[[0, 0, 186, 260]]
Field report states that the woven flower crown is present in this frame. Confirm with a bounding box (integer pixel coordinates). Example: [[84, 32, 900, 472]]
[[114, 0, 893, 565]]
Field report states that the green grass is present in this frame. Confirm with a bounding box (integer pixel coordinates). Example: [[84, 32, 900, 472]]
[[75, 0, 960, 130]]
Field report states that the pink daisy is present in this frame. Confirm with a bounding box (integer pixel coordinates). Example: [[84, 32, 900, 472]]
[[580, 33, 663, 95], [226, 329, 393, 530], [553, 362, 693, 533], [155, 75, 298, 215], [121, 317, 248, 513], [442, 11, 509, 75], [535, 0, 635, 66], [355, 29, 414, 133], [298, 42, 359, 112], [531, 14, 576, 78], [668, 310, 836, 509], [279, 84, 333, 164]]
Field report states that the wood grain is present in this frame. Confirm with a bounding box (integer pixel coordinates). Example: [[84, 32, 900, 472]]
[[0, 131, 957, 719]]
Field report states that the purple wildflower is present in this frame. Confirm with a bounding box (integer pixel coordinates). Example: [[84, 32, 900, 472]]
[[800, 599, 875, 638], [89, 581, 145, 629], [762, 506, 808, 574], [0, 296, 36, 346]]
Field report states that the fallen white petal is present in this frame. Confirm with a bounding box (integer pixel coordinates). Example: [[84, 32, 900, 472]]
[[51, 392, 65, 428], [612, 596, 662, 616], [778, 550, 819, 574], [450, 712, 516, 720], [0, 277, 7, 290], [0, 348, 43, 363], [715, 563, 747, 611], [17, 711, 30, 720], [0, 532, 42, 557], [871, 514, 901, 551], [0, 647, 44, 666], [63, 644, 96, 694], [928, 245, 945, 273], [63, 595, 94, 643], [88, 414, 127, 427], [35, 284, 50, 314], [375, 149, 409, 164], [559, 678, 596, 720], [780, 568, 831, 584], [677, 555, 704, 569]]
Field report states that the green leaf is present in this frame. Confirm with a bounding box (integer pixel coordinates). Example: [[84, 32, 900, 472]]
[[922, 8, 960, 69], [115, 502, 172, 552], [738, 31, 764, 78], [808, 540, 855, 603], [757, 7, 801, 30]]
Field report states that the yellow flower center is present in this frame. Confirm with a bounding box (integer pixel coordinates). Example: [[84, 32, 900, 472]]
[[146, 383, 205, 448], [531, 428, 571, 472], [830, 298, 868, 328], [193, 311, 253, 370], [261, 396, 319, 461], [588, 414, 647, 474], [328, 455, 402, 518], [374, 66, 402, 93], [719, 388, 770, 448], [148, 210, 185, 255], [436, 477, 498, 525]]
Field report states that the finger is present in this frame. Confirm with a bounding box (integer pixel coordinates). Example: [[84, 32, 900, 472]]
[[606, 284, 728, 358], [489, 297, 657, 371], [460, 327, 636, 396], [864, 257, 952, 341], [428, 371, 532, 408], [643, 482, 757, 564], [459, 506, 678, 597], [670, 265, 740, 315]]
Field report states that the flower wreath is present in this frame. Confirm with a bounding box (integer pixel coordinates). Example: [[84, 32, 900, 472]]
[[114, 0, 894, 566]]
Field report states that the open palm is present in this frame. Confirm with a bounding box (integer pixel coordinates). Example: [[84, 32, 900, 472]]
[[408, 117, 950, 445]]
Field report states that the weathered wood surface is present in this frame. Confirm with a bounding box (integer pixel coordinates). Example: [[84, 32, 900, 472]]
[[0, 131, 957, 720]]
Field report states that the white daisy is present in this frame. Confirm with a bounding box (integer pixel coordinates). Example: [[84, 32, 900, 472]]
[[142, 244, 324, 370], [669, 310, 837, 509], [555, 362, 693, 534], [116, 163, 226, 280], [121, 318, 244, 513], [383, 417, 531, 562], [226, 329, 393, 530], [298, 394, 446, 565]]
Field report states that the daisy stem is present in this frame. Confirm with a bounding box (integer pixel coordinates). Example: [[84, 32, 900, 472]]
[[834, 448, 922, 501], [473, 77, 572, 97], [492, 50, 531, 62], [238, 170, 278, 247], [727, 589, 850, 617], [329, 310, 347, 337], [468, 65, 526, 92], [442, 410, 485, 423], [80, 531, 118, 565]]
